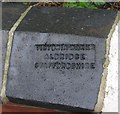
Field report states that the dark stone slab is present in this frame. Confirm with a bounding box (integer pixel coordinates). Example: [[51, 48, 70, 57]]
[[17, 7, 117, 38], [2, 3, 117, 38], [2, 3, 28, 30]]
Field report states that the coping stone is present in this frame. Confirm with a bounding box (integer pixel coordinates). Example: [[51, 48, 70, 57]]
[[2, 3, 119, 112]]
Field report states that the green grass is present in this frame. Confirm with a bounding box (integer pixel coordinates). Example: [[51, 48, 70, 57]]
[[64, 2, 105, 9]]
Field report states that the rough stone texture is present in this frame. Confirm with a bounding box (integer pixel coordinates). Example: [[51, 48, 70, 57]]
[[2, 4, 117, 38], [2, 30, 8, 73], [1, 2, 28, 104], [2, 3, 28, 31], [17, 7, 117, 38], [6, 32, 105, 111], [2, 3, 118, 112], [0, 30, 9, 104]]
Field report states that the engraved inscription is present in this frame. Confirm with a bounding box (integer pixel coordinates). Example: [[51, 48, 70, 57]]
[[34, 44, 96, 70]]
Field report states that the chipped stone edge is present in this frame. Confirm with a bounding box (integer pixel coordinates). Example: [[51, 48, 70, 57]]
[[0, 5, 33, 104], [94, 11, 120, 112]]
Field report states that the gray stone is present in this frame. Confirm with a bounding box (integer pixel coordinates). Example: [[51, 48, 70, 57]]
[[2, 30, 8, 73], [0, 30, 9, 104], [6, 32, 105, 111], [2, 3, 118, 112], [2, 3, 29, 30]]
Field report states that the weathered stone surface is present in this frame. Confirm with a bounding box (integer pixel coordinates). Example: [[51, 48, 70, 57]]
[[0, 30, 9, 104], [17, 7, 117, 38], [2, 4, 117, 38], [2, 3, 118, 112], [2, 3, 28, 30], [1, 2, 28, 103], [2, 31, 8, 72], [6, 32, 105, 111]]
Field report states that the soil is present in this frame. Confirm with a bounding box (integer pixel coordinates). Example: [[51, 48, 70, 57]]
[[96, 2, 120, 11]]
